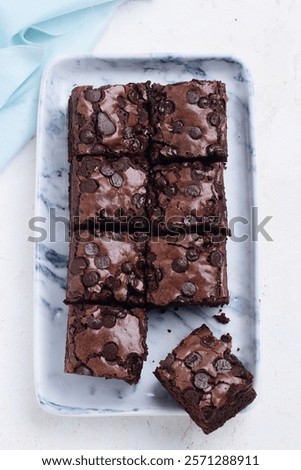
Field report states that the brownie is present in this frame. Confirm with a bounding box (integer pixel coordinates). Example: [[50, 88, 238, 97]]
[[146, 232, 229, 307], [70, 155, 149, 229], [65, 230, 146, 305], [149, 161, 228, 232], [68, 83, 150, 158], [149, 80, 228, 162], [65, 304, 148, 384], [154, 324, 256, 434]]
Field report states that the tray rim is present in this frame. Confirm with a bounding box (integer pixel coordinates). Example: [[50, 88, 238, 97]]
[[34, 52, 260, 417]]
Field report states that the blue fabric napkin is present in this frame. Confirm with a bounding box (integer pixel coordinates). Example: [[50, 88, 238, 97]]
[[0, 0, 126, 171]]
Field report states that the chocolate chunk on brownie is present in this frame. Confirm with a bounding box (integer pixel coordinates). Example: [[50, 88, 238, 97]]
[[146, 232, 228, 307], [70, 155, 149, 229], [65, 304, 148, 384], [149, 80, 228, 162], [149, 161, 228, 232], [154, 324, 256, 434], [65, 230, 146, 305], [68, 83, 150, 158]]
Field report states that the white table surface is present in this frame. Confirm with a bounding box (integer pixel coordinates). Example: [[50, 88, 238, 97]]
[[0, 0, 301, 450]]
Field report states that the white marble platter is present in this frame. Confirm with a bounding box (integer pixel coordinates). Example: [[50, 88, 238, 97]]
[[34, 54, 258, 416]]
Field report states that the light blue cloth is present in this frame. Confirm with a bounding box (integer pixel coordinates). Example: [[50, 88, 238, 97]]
[[0, 0, 126, 171]]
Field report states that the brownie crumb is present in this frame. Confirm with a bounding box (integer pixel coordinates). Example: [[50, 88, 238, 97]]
[[213, 312, 230, 324], [221, 333, 232, 343]]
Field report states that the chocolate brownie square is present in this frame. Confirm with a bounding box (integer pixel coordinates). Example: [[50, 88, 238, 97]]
[[65, 230, 146, 305], [149, 161, 228, 232], [65, 304, 148, 384], [149, 80, 228, 162], [68, 83, 150, 158], [154, 324, 256, 434], [70, 155, 149, 229], [146, 232, 228, 307]]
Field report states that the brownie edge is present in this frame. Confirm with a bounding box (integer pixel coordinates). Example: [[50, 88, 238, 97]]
[[154, 324, 256, 434]]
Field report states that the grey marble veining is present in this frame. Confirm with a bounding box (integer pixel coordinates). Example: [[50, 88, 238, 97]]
[[34, 54, 258, 416]]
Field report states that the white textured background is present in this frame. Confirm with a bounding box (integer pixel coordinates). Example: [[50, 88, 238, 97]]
[[0, 0, 300, 449]]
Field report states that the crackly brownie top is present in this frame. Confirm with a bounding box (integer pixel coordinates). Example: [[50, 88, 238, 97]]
[[146, 232, 229, 307], [155, 324, 254, 409], [65, 304, 148, 383], [70, 155, 149, 226], [69, 82, 150, 157], [66, 230, 146, 305], [149, 161, 227, 230], [150, 80, 228, 161]]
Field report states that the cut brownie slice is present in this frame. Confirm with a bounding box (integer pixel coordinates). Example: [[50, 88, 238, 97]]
[[146, 232, 228, 307], [70, 155, 149, 229], [68, 82, 150, 158], [149, 80, 228, 162], [154, 324, 256, 434], [65, 304, 148, 384], [149, 161, 228, 232], [65, 230, 146, 305]]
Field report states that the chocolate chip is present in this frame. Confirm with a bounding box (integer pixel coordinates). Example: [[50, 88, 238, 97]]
[[84, 243, 99, 256], [206, 144, 226, 158], [117, 108, 129, 124], [82, 271, 99, 287], [210, 250, 223, 267], [185, 184, 200, 197], [181, 281, 197, 297], [121, 262, 133, 274], [156, 267, 164, 281], [123, 126, 135, 139], [79, 129, 95, 144], [148, 279, 159, 292], [116, 308, 127, 318], [158, 100, 175, 114], [184, 351, 203, 368], [163, 185, 177, 197], [126, 353, 142, 375], [172, 257, 189, 273], [106, 276, 121, 290], [102, 313, 116, 328], [193, 372, 210, 389], [97, 112, 116, 136], [187, 126, 202, 140], [191, 167, 205, 181], [117, 95, 127, 108], [131, 138, 143, 152], [131, 193, 146, 209], [79, 179, 98, 193], [100, 163, 114, 177], [183, 388, 201, 404], [128, 89, 139, 104], [172, 120, 184, 133], [215, 359, 232, 373], [186, 247, 200, 262], [102, 342, 118, 361], [198, 96, 210, 108], [91, 144, 106, 154], [129, 276, 144, 293], [74, 365, 93, 375], [84, 88, 103, 103], [94, 255, 111, 270], [87, 316, 103, 330], [207, 112, 221, 127], [70, 257, 87, 275], [187, 88, 200, 104], [109, 173, 123, 188]]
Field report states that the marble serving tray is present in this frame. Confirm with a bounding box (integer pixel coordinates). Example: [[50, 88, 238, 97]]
[[34, 54, 259, 416]]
